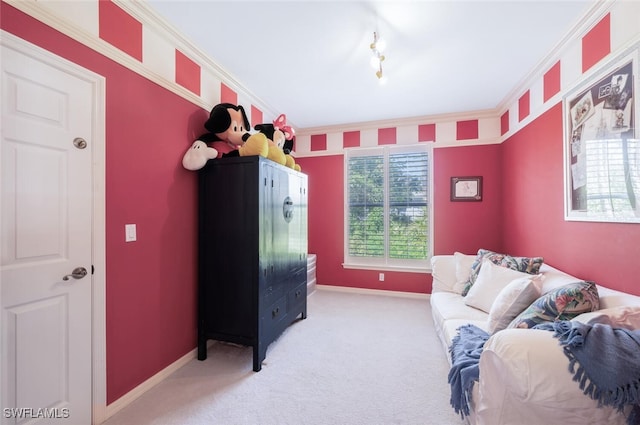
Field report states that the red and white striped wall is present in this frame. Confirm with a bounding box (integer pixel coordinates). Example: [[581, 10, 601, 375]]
[[7, 0, 640, 156], [3, 0, 275, 130], [294, 1, 640, 156]]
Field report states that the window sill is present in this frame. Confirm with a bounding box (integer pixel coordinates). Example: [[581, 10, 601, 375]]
[[342, 263, 431, 274]]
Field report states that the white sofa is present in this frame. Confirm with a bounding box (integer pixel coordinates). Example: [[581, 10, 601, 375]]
[[430, 253, 640, 425]]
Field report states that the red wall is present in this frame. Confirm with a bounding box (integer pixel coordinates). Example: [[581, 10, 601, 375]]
[[297, 143, 503, 294], [297, 156, 430, 293], [502, 103, 640, 295], [4, 1, 639, 408], [433, 144, 503, 255], [1, 4, 203, 403], [300, 110, 640, 297]]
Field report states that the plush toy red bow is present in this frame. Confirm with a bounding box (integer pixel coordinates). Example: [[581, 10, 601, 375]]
[[273, 114, 295, 140]]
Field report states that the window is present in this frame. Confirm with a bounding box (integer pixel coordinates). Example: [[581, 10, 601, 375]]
[[344, 144, 432, 271], [584, 137, 640, 217]]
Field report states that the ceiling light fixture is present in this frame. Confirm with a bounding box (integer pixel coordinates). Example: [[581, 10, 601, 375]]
[[370, 31, 387, 84]]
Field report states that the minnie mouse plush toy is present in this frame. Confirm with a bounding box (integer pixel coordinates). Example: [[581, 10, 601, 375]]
[[254, 114, 300, 171]]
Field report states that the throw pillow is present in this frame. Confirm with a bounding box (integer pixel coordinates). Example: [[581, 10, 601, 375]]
[[461, 249, 544, 296], [453, 252, 476, 294], [572, 305, 640, 330], [487, 274, 543, 333], [464, 259, 533, 313], [508, 280, 600, 329]]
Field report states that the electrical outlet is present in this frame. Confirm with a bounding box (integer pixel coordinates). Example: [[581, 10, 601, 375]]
[[379, 273, 385, 282]]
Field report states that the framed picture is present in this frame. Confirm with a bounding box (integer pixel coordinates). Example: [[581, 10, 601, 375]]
[[563, 41, 640, 222], [450, 176, 482, 201]]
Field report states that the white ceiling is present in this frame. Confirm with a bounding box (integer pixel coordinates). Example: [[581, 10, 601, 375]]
[[145, 0, 596, 130]]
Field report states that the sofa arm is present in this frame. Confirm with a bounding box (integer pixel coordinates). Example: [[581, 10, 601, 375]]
[[475, 329, 626, 425], [430, 255, 457, 293]]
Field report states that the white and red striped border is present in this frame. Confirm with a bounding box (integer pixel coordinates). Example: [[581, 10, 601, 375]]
[[6, 0, 639, 156]]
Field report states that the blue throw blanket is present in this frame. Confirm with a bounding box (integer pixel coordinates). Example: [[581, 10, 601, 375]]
[[448, 321, 640, 423], [547, 321, 640, 425], [447, 324, 489, 418]]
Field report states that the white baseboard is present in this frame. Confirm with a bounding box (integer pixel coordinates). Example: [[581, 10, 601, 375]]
[[316, 284, 429, 300], [102, 345, 201, 422]]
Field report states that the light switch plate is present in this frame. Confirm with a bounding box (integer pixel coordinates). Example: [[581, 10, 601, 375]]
[[125, 224, 137, 242]]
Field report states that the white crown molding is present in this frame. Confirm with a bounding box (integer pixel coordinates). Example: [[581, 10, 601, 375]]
[[496, 0, 614, 116], [8, 0, 619, 148], [297, 108, 500, 137], [432, 137, 502, 149], [5, 0, 209, 107], [4, 0, 280, 118], [115, 0, 277, 117], [295, 137, 502, 159]]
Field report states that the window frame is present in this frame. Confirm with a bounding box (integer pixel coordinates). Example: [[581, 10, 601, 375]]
[[343, 144, 433, 273]]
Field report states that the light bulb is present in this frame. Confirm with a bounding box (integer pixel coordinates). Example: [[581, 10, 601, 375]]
[[376, 37, 386, 53]]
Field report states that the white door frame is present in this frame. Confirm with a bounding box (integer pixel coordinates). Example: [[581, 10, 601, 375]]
[[1, 31, 107, 424]]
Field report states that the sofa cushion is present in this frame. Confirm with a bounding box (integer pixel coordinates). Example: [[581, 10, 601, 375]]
[[430, 291, 490, 362], [487, 274, 543, 334], [431, 292, 490, 323], [572, 305, 640, 330], [508, 280, 600, 329], [462, 249, 544, 296], [537, 263, 582, 294], [596, 285, 640, 309], [430, 255, 458, 293], [464, 259, 534, 313], [454, 252, 476, 294]]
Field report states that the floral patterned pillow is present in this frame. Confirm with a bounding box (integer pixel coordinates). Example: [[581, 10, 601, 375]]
[[508, 280, 600, 329], [461, 249, 544, 296]]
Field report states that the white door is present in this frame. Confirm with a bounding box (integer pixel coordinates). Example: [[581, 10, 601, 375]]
[[1, 39, 94, 424]]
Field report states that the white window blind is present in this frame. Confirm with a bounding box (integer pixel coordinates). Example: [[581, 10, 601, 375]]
[[585, 138, 640, 218], [344, 144, 431, 270]]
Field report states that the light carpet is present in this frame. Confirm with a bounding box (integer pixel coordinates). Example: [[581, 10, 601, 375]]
[[103, 288, 465, 425]]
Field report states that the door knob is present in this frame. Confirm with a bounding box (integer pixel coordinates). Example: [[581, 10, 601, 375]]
[[62, 267, 88, 281]]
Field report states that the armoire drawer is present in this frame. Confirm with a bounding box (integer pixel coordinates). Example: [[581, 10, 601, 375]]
[[291, 268, 307, 286], [261, 281, 285, 309], [262, 296, 288, 328], [288, 282, 307, 312]]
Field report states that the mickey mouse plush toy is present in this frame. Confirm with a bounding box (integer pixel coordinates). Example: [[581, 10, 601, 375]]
[[182, 103, 269, 170]]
